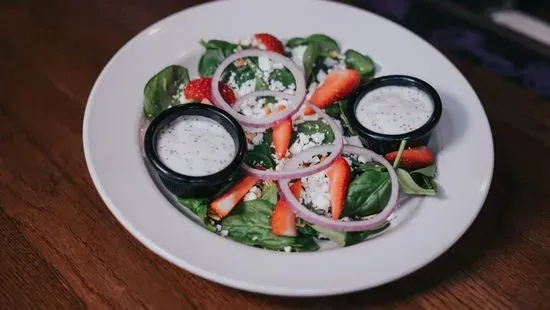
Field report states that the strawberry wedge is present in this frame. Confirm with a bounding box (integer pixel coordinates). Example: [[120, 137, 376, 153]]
[[254, 33, 285, 54], [326, 156, 351, 220], [272, 119, 292, 160], [305, 69, 361, 115], [385, 146, 434, 170], [271, 180, 302, 237], [209, 176, 258, 220]]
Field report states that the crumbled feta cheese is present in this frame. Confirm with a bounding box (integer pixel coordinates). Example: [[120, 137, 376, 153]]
[[289, 141, 303, 155], [258, 56, 273, 73], [215, 224, 222, 232], [316, 70, 328, 84], [244, 192, 257, 201], [221, 230, 229, 237], [252, 236, 258, 241], [249, 186, 261, 197], [269, 80, 286, 92], [310, 132, 325, 144], [301, 171, 331, 214], [291, 45, 308, 68], [283, 246, 292, 253], [238, 79, 256, 96], [251, 133, 264, 145], [357, 155, 367, 163], [323, 57, 339, 68], [171, 83, 186, 104], [239, 97, 266, 118], [227, 71, 238, 89]]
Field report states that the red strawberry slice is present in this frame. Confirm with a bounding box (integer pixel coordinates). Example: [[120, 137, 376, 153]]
[[209, 176, 258, 220], [254, 33, 285, 54], [326, 156, 351, 220], [183, 77, 237, 105], [305, 69, 361, 115], [271, 180, 302, 237], [385, 146, 434, 170], [272, 119, 292, 160]]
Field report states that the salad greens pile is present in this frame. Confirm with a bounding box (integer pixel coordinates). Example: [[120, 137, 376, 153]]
[[141, 33, 439, 252]]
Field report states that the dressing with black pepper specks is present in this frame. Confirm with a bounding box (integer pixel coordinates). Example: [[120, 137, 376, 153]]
[[355, 85, 434, 135], [156, 115, 236, 176]]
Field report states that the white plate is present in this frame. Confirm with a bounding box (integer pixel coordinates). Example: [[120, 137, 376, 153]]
[[83, 0, 494, 296]]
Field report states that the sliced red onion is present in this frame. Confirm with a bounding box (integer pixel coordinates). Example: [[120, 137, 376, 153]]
[[211, 49, 306, 128], [278, 145, 400, 232], [241, 103, 343, 180]]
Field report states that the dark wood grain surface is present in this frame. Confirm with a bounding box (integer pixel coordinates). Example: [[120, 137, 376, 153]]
[[1, 0, 549, 309]]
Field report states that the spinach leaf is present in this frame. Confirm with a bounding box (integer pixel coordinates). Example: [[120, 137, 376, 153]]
[[260, 184, 278, 205], [342, 169, 392, 218], [233, 65, 256, 87], [269, 68, 295, 87], [344, 49, 375, 79], [143, 65, 190, 118], [198, 40, 237, 77], [311, 222, 390, 246], [311, 225, 346, 246], [324, 101, 342, 118], [286, 37, 308, 48], [296, 120, 335, 143], [202, 40, 238, 56], [302, 43, 320, 81], [244, 143, 275, 169], [397, 168, 437, 196], [244, 58, 269, 90], [345, 222, 391, 246], [297, 223, 319, 238], [176, 197, 208, 220], [306, 34, 340, 55], [222, 200, 319, 252]]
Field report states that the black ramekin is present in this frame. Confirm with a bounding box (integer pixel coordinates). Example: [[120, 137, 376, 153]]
[[346, 75, 443, 155], [144, 103, 247, 198]]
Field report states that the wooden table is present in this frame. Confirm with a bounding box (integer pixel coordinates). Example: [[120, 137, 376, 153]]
[[1, 0, 549, 308]]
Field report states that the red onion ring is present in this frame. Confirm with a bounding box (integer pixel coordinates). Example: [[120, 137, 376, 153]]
[[277, 145, 400, 232], [211, 49, 306, 128], [241, 103, 343, 180]]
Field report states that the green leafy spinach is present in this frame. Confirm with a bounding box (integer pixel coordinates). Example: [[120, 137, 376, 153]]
[[296, 120, 335, 143], [143, 65, 190, 118], [198, 40, 238, 77], [176, 197, 208, 220], [344, 49, 375, 79], [342, 169, 392, 218], [221, 200, 319, 252]]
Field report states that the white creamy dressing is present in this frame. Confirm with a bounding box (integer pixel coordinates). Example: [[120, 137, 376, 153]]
[[355, 85, 434, 135], [156, 115, 236, 176]]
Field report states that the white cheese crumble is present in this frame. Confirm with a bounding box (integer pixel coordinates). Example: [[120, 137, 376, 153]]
[[215, 224, 222, 232], [251, 133, 264, 145], [316, 70, 328, 84], [227, 71, 238, 90], [301, 171, 331, 214], [323, 57, 339, 68], [288, 131, 326, 155], [244, 192, 257, 201], [269, 80, 286, 92], [283, 246, 292, 253], [220, 230, 229, 237], [306, 82, 318, 101], [291, 45, 308, 69], [239, 97, 266, 118], [238, 79, 256, 96], [258, 56, 273, 73]]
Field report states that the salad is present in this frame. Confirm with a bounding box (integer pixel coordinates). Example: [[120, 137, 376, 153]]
[[142, 33, 439, 252]]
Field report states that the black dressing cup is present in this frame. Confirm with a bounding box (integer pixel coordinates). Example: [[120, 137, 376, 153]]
[[144, 103, 247, 198], [346, 75, 443, 154]]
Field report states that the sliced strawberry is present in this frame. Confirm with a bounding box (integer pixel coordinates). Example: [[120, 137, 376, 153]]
[[254, 33, 285, 54], [271, 180, 302, 237], [326, 156, 351, 220], [305, 69, 361, 115], [183, 77, 237, 105], [385, 146, 434, 170], [272, 119, 292, 160], [209, 176, 258, 220]]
